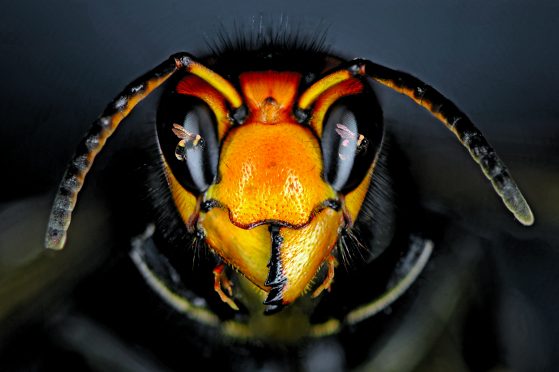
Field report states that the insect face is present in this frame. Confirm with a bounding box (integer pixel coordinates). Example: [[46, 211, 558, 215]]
[[157, 68, 383, 313], [45, 47, 533, 322]]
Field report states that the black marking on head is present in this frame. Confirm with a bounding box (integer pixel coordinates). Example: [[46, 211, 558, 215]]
[[232, 104, 248, 124], [293, 107, 309, 123], [263, 225, 287, 313], [200, 199, 222, 212], [203, 20, 337, 82], [264, 97, 277, 105]]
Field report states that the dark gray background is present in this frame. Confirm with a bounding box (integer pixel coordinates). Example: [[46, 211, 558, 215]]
[[1, 0, 558, 369]]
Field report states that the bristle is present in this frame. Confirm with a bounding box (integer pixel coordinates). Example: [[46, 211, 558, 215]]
[[337, 228, 369, 270], [207, 16, 330, 57], [345, 139, 402, 265], [142, 138, 217, 278], [144, 139, 193, 247], [202, 17, 333, 77]]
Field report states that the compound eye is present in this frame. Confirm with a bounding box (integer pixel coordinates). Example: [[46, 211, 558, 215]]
[[157, 94, 219, 193], [321, 95, 383, 193]]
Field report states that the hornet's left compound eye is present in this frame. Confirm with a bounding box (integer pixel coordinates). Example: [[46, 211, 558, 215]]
[[157, 94, 219, 193], [320, 94, 384, 193]]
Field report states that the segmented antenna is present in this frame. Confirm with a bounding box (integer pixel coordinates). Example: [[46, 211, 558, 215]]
[[298, 59, 534, 226], [45, 53, 245, 250]]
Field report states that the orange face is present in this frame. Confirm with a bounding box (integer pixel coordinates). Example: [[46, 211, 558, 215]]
[[163, 70, 377, 312]]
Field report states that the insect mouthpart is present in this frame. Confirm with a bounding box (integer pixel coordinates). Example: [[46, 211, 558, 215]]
[[198, 203, 344, 314]]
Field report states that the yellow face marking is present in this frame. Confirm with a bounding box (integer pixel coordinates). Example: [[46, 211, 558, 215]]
[[298, 69, 353, 110], [206, 122, 337, 227], [188, 61, 243, 109]]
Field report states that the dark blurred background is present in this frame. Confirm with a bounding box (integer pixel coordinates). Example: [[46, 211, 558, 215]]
[[1, 0, 558, 371]]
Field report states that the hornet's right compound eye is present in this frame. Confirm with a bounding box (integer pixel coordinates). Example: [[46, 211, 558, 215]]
[[157, 95, 219, 194]]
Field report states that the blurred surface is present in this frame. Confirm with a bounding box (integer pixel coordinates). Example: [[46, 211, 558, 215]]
[[1, 0, 558, 371]]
